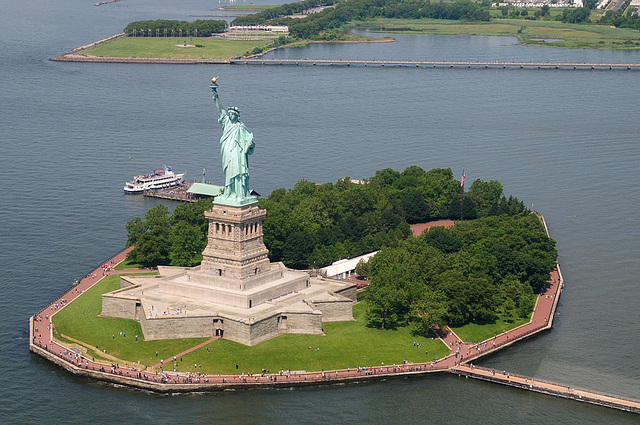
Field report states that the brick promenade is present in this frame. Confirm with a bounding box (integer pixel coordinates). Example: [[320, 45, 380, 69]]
[[29, 218, 563, 389], [29, 215, 638, 414]]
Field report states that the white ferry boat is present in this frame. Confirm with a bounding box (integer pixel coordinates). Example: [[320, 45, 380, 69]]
[[124, 166, 186, 194]]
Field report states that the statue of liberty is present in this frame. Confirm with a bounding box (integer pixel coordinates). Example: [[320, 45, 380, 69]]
[[210, 77, 255, 204]]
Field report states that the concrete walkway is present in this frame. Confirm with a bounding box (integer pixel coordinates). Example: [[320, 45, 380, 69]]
[[30, 228, 563, 389], [151, 337, 220, 369], [451, 364, 640, 414], [30, 213, 639, 417]]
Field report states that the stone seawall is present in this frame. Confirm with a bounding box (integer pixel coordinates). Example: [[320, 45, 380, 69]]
[[30, 214, 570, 395]]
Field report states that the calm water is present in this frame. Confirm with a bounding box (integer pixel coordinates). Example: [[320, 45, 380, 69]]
[[1, 1, 639, 423]]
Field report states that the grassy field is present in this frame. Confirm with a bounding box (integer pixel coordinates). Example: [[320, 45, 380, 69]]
[[113, 257, 140, 270], [80, 37, 276, 59], [170, 302, 450, 374], [51, 274, 450, 374], [52, 269, 537, 374], [52, 274, 208, 367], [450, 314, 530, 344], [356, 18, 640, 49]]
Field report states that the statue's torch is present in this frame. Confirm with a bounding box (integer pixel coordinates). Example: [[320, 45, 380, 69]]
[[210, 76, 219, 93]]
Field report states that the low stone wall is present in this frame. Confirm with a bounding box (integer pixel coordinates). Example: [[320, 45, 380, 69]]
[[101, 292, 139, 320], [140, 313, 215, 340], [334, 284, 357, 301], [309, 298, 354, 322], [29, 339, 447, 393], [285, 310, 323, 335]]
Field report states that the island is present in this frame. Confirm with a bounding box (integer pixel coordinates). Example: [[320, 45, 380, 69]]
[[52, 0, 640, 63]]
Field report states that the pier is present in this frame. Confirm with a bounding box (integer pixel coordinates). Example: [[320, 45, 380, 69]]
[[94, 0, 121, 6], [52, 50, 640, 71], [230, 58, 640, 71], [451, 364, 640, 414], [142, 182, 197, 202]]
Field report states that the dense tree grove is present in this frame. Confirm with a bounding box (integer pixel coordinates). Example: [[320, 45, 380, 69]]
[[233, 0, 490, 39], [558, 7, 591, 24], [600, 4, 640, 31], [124, 19, 227, 36], [362, 214, 556, 332], [125, 166, 529, 270], [124, 166, 555, 334], [259, 166, 529, 269], [126, 199, 213, 267]]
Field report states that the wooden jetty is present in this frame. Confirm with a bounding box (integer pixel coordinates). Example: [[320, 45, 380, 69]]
[[95, 0, 121, 6], [143, 182, 196, 202], [230, 58, 640, 71], [451, 364, 640, 414]]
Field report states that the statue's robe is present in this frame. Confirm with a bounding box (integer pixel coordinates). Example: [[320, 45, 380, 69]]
[[218, 112, 254, 198]]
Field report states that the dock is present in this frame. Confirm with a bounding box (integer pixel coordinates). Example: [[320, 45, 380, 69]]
[[94, 0, 121, 6], [230, 58, 640, 71], [451, 364, 640, 414], [143, 182, 197, 202]]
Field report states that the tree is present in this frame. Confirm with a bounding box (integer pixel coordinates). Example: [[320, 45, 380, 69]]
[[562, 7, 591, 24], [125, 216, 147, 247], [125, 204, 172, 266], [469, 179, 503, 217], [145, 204, 170, 229], [541, 5, 550, 16], [364, 212, 555, 330], [400, 187, 431, 224], [170, 222, 206, 266], [422, 226, 462, 254], [282, 229, 318, 269], [365, 261, 410, 329], [129, 225, 172, 267], [410, 290, 449, 335]]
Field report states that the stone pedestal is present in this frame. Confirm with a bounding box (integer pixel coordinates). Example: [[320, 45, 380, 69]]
[[199, 201, 270, 281]]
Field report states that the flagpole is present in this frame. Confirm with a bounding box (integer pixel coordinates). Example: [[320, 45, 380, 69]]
[[460, 169, 465, 221]]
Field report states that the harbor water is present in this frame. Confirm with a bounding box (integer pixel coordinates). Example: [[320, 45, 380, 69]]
[[1, 0, 639, 423]]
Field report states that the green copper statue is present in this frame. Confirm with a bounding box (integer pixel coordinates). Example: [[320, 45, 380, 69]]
[[210, 77, 256, 205]]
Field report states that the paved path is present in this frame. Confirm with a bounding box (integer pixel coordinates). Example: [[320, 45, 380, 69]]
[[32, 212, 639, 420], [451, 364, 640, 414], [233, 58, 640, 70], [30, 221, 563, 388], [410, 219, 455, 237], [151, 337, 220, 369]]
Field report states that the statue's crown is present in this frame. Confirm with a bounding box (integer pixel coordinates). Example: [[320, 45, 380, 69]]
[[228, 106, 240, 114]]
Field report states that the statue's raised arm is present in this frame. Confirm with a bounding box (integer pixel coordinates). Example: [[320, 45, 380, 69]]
[[210, 77, 224, 117], [209, 77, 256, 206]]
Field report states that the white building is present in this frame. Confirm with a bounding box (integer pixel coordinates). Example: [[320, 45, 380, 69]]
[[321, 251, 378, 280]]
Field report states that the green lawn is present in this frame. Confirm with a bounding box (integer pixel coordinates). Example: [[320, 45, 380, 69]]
[[52, 274, 450, 374], [52, 273, 208, 367], [172, 302, 449, 375], [356, 18, 640, 49], [450, 314, 530, 344], [80, 37, 276, 60], [113, 257, 140, 270]]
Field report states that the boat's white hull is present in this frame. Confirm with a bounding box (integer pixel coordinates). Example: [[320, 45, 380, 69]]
[[124, 172, 186, 194]]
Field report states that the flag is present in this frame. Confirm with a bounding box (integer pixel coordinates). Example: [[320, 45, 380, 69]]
[[460, 169, 465, 188]]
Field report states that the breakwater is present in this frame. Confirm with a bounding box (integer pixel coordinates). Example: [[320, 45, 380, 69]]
[[52, 52, 640, 70], [231, 58, 640, 70]]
